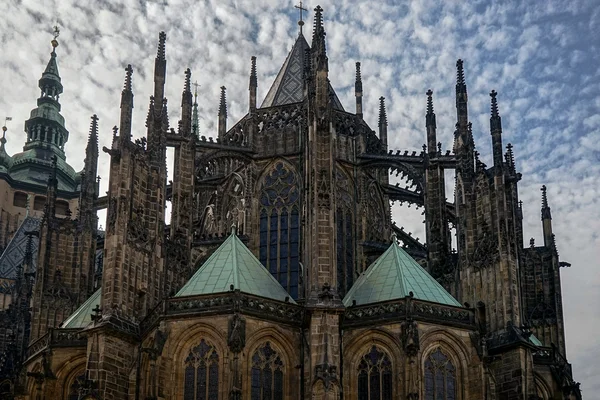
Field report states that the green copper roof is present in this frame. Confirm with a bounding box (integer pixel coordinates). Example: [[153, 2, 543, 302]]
[[530, 334, 543, 347], [60, 288, 100, 329], [343, 240, 461, 307], [176, 232, 296, 304]]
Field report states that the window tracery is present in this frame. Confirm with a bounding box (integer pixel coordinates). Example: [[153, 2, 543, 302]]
[[424, 348, 456, 400], [357, 346, 392, 400], [259, 162, 300, 299], [183, 339, 219, 400], [251, 342, 284, 400], [67, 372, 86, 400]]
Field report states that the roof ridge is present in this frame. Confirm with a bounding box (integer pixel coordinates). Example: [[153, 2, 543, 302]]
[[231, 232, 239, 290]]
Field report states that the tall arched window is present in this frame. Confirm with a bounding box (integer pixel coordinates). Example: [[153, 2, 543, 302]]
[[259, 162, 300, 299], [357, 346, 392, 400], [251, 342, 284, 400], [67, 372, 86, 400], [184, 339, 219, 400], [424, 348, 456, 400]]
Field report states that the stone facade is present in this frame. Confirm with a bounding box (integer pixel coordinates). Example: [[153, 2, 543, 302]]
[[0, 6, 582, 400]]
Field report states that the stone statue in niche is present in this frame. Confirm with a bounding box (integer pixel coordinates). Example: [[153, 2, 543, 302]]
[[228, 313, 246, 353]]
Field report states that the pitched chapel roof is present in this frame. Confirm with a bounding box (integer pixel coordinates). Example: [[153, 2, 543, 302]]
[[260, 34, 344, 110], [343, 239, 461, 307], [176, 230, 296, 304], [60, 288, 101, 329]]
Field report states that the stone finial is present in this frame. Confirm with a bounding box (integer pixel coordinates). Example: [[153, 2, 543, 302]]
[[313, 5, 324, 38], [184, 68, 191, 93], [541, 185, 552, 220], [249, 56, 257, 88], [157, 31, 166, 60], [87, 114, 99, 154], [355, 62, 362, 92], [219, 86, 227, 118], [426, 89, 434, 115], [456, 59, 466, 93], [124, 64, 133, 92], [490, 90, 499, 118], [379, 96, 387, 127]]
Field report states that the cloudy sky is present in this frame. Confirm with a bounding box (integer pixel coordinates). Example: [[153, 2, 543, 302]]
[[1, 0, 599, 392]]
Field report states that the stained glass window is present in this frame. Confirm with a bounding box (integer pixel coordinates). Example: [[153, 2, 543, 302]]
[[183, 339, 219, 400], [251, 342, 284, 400], [259, 162, 300, 299], [357, 346, 392, 400], [68, 372, 86, 400], [424, 348, 456, 400]]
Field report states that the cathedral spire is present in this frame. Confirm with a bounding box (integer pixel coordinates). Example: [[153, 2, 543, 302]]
[[180, 68, 193, 138], [355, 62, 363, 118], [119, 64, 134, 145], [79, 115, 99, 223], [541, 185, 554, 247], [379, 96, 388, 147], [23, 32, 69, 158], [192, 81, 200, 140], [218, 86, 227, 139], [490, 90, 503, 172], [426, 89, 437, 157], [153, 31, 167, 104], [249, 56, 257, 113]]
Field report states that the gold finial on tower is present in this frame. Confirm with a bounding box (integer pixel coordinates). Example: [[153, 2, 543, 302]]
[[51, 24, 60, 48], [192, 80, 200, 99]]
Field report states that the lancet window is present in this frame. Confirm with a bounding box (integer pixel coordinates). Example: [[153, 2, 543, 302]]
[[183, 339, 219, 400], [259, 162, 300, 299], [251, 342, 284, 400], [357, 345, 393, 400], [424, 348, 456, 400]]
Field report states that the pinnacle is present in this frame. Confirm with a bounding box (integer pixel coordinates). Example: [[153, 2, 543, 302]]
[[157, 31, 167, 60], [219, 86, 227, 117], [250, 56, 257, 87], [426, 89, 434, 115], [456, 59, 466, 94], [379, 96, 387, 126], [541, 185, 549, 209], [490, 90, 499, 118], [355, 62, 362, 91], [184, 68, 191, 93], [124, 64, 133, 92]]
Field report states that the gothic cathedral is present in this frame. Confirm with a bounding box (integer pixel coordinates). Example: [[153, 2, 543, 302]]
[[0, 7, 581, 400]]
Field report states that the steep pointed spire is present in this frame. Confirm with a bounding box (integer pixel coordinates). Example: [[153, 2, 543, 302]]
[[311, 5, 328, 73], [119, 64, 134, 145], [489, 90, 503, 172], [249, 56, 257, 113], [24, 34, 69, 158], [355, 62, 363, 118], [180, 68, 193, 138], [426, 90, 437, 157], [86, 114, 99, 157], [80, 115, 99, 222], [153, 31, 167, 104], [192, 82, 200, 140], [541, 185, 554, 247], [379, 96, 388, 147], [218, 86, 227, 139], [456, 59, 466, 95]]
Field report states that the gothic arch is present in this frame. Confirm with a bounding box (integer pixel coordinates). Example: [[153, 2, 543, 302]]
[[243, 326, 298, 400], [534, 373, 551, 400], [256, 159, 302, 299], [54, 355, 86, 399], [165, 322, 229, 400], [343, 329, 402, 400], [419, 329, 472, 400]]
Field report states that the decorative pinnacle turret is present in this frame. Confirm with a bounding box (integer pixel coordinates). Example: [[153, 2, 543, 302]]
[[505, 143, 516, 173], [541, 185, 549, 209], [426, 89, 434, 115], [379, 96, 387, 127], [124, 64, 133, 92], [541, 185, 552, 222], [355, 62, 362, 91], [219, 86, 227, 118], [184, 68, 191, 93], [250, 56, 257, 88], [313, 5, 324, 39], [490, 90, 499, 118], [157, 31, 166, 60], [88, 114, 99, 149], [456, 59, 466, 94]]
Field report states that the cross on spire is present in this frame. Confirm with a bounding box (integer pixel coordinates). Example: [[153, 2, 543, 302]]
[[53, 25, 60, 40], [295, 1, 308, 35], [192, 81, 200, 98]]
